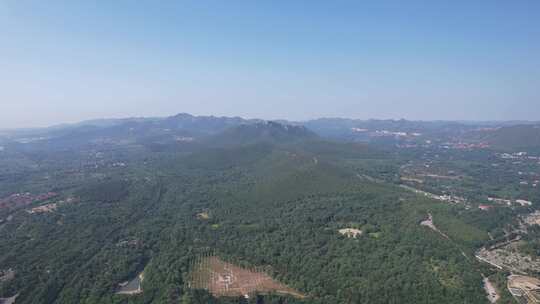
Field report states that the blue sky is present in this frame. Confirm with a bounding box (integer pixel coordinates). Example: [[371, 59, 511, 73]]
[[1, 1, 539, 128]]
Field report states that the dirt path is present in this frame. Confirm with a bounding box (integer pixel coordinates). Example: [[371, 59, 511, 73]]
[[420, 214, 499, 303], [420, 213, 449, 239], [482, 275, 500, 303]]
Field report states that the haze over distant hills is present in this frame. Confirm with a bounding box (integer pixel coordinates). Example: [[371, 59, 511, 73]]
[[1, 113, 539, 154]]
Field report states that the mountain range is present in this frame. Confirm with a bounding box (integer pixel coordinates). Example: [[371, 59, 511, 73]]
[[1, 113, 539, 153]]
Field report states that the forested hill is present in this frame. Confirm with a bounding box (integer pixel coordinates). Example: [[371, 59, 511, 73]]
[[203, 122, 318, 147], [0, 121, 496, 304], [464, 124, 540, 152], [0, 113, 258, 152]]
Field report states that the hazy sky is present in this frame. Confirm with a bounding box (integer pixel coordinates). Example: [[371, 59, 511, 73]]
[[1, 1, 539, 128]]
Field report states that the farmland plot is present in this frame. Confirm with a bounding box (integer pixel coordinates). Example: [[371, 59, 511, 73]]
[[188, 256, 304, 299]]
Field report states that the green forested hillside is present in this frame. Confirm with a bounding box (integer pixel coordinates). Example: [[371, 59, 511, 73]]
[[0, 132, 496, 303], [466, 124, 540, 152]]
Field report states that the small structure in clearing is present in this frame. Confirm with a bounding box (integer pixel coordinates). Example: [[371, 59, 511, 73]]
[[116, 271, 144, 295], [338, 228, 362, 238], [188, 256, 304, 299], [27, 203, 58, 214], [196, 211, 210, 220], [482, 275, 500, 303], [420, 213, 449, 239], [478, 205, 493, 211]]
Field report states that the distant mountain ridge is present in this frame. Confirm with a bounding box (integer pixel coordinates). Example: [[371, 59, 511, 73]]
[[464, 124, 540, 151], [2, 113, 540, 153], [0, 113, 313, 152], [205, 121, 318, 147]]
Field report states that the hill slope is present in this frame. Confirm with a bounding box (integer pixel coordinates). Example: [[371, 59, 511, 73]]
[[205, 121, 318, 147], [465, 124, 540, 151]]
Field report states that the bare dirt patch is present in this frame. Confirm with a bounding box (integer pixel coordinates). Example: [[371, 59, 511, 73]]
[[0, 192, 57, 212], [27, 203, 58, 214], [26, 196, 78, 214], [116, 271, 144, 295], [400, 176, 424, 183], [189, 256, 304, 299], [420, 213, 449, 239], [524, 211, 540, 226], [417, 173, 460, 180], [507, 275, 540, 304], [116, 239, 141, 248], [476, 242, 540, 275], [0, 269, 14, 282], [482, 275, 500, 303]]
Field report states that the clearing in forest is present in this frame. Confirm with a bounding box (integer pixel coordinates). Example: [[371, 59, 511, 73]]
[[27, 203, 58, 213], [476, 242, 540, 275], [196, 211, 210, 220], [482, 275, 500, 303], [338, 228, 362, 238], [188, 256, 304, 299], [507, 275, 540, 304], [524, 211, 540, 226], [420, 213, 449, 239], [116, 271, 144, 295]]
